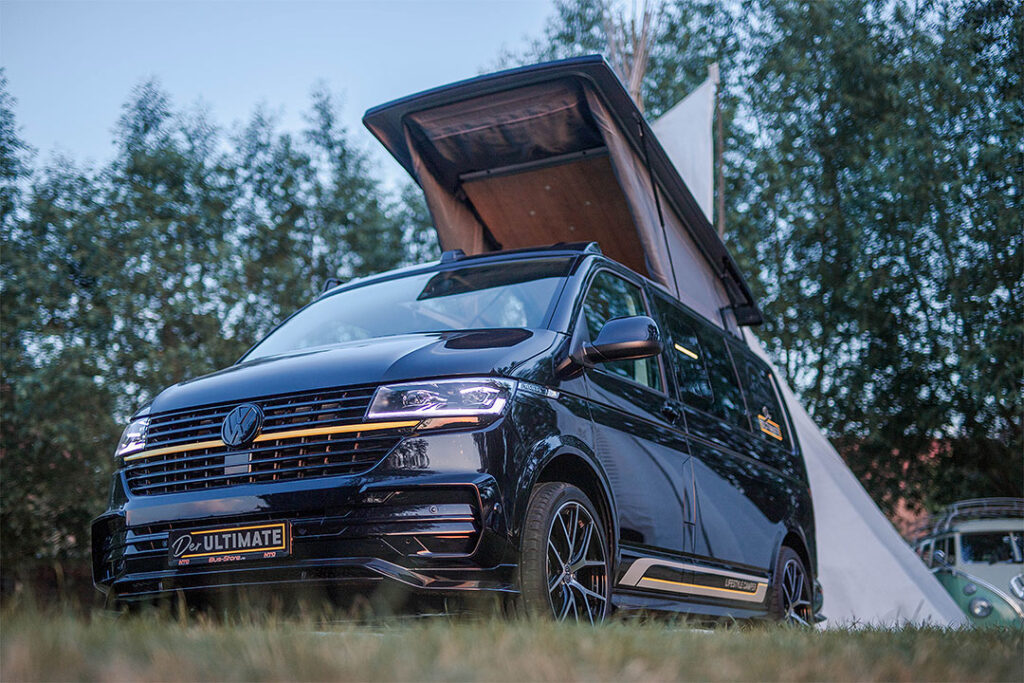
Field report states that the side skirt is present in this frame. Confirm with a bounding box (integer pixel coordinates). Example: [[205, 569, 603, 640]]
[[615, 551, 771, 612], [611, 587, 770, 621]]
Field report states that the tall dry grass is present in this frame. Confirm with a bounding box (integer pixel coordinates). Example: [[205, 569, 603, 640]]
[[1, 601, 1021, 682]]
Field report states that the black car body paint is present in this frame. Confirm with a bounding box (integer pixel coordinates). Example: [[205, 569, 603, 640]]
[[92, 246, 816, 620]]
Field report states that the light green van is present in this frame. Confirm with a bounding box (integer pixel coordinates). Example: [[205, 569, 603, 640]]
[[914, 498, 1024, 627]]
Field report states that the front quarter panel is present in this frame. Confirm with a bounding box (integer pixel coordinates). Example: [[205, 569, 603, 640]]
[[501, 376, 619, 549]]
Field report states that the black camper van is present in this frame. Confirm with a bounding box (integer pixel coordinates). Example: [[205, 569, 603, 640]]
[[92, 57, 819, 624]]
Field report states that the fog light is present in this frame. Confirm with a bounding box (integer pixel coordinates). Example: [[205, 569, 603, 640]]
[[969, 597, 993, 618]]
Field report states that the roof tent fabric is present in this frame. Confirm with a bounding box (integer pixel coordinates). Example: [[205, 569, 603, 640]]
[[583, 88, 734, 330], [363, 56, 761, 328]]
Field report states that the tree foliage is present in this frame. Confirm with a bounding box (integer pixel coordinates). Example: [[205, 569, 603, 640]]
[[0, 0, 1019, 583], [510, 0, 1022, 513], [0, 74, 437, 575]]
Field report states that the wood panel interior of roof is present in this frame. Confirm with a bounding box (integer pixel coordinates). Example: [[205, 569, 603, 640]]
[[461, 155, 649, 277]]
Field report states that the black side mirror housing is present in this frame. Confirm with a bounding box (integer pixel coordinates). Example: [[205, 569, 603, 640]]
[[576, 315, 663, 367]]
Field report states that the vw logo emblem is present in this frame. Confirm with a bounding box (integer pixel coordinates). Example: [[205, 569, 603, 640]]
[[221, 403, 264, 447]]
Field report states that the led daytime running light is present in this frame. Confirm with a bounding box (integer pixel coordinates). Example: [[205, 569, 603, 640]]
[[367, 378, 516, 420], [115, 417, 149, 459]]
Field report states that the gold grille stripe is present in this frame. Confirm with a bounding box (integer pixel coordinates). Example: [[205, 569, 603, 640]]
[[124, 420, 419, 462], [124, 439, 224, 462]]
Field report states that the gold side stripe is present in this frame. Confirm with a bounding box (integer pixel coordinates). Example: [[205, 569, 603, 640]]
[[123, 420, 420, 462], [674, 343, 699, 360], [641, 576, 766, 596]]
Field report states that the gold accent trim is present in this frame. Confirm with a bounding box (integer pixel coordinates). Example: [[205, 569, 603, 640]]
[[252, 420, 419, 443], [673, 343, 699, 360], [124, 439, 224, 461], [642, 576, 765, 596], [757, 414, 784, 441], [124, 420, 419, 462]]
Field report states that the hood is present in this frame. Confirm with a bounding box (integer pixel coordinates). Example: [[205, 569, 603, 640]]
[[149, 329, 560, 415]]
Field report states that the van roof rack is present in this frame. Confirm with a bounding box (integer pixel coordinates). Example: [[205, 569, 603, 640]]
[[911, 498, 1024, 541], [440, 242, 603, 264]]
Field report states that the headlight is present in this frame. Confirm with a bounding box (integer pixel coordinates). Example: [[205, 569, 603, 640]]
[[969, 597, 993, 618], [367, 378, 516, 420], [115, 417, 149, 459]]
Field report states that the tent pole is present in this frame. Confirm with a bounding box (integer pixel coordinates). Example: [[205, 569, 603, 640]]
[[715, 68, 726, 239], [634, 112, 680, 299]]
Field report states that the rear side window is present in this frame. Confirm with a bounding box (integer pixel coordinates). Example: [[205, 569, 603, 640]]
[[695, 327, 748, 429], [581, 271, 661, 391], [737, 354, 790, 448], [652, 295, 714, 407]]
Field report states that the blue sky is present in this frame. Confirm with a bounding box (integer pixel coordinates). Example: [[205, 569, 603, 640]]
[[1, 0, 554, 183]]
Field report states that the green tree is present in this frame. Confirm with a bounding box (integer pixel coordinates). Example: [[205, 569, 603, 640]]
[[514, 0, 1023, 512], [226, 87, 412, 342], [0, 75, 431, 584], [104, 81, 241, 398], [2, 76, 118, 573]]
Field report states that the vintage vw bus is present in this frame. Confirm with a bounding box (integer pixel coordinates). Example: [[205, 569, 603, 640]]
[[914, 498, 1024, 627]]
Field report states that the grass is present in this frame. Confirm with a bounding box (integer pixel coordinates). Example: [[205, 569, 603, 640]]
[[1, 602, 1022, 682]]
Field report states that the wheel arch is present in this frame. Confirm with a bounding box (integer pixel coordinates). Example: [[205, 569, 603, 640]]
[[530, 448, 619, 565], [777, 528, 814, 582]]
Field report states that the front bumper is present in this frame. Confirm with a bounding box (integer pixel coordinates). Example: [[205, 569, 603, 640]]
[[92, 429, 519, 603]]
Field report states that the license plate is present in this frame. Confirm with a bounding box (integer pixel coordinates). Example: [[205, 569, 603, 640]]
[[167, 522, 290, 567]]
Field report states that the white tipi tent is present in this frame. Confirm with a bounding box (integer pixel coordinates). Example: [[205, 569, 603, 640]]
[[652, 68, 966, 627]]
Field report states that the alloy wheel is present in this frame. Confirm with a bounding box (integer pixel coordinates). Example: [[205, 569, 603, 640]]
[[545, 500, 608, 623], [780, 557, 813, 626]]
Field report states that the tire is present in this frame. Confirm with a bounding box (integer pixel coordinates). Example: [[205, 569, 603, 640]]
[[517, 482, 611, 623], [767, 546, 813, 626]]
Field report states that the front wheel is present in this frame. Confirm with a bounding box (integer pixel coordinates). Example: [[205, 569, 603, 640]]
[[768, 546, 813, 626], [517, 482, 611, 623]]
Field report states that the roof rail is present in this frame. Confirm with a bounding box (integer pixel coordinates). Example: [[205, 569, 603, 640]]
[[552, 241, 602, 254], [440, 248, 466, 263], [322, 277, 345, 292], [438, 242, 603, 263], [911, 497, 1024, 541]]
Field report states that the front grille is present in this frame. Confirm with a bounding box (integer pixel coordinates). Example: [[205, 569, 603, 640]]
[[125, 386, 408, 495]]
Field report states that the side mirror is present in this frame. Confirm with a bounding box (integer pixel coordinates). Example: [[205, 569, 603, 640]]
[[932, 549, 948, 568], [577, 316, 663, 367]]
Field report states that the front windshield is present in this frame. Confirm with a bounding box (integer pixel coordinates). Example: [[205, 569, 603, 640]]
[[960, 531, 1024, 564], [244, 258, 573, 361]]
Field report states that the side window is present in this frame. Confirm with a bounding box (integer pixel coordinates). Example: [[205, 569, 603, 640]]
[[694, 328, 748, 429], [581, 271, 661, 391], [738, 355, 790, 448], [652, 295, 714, 406]]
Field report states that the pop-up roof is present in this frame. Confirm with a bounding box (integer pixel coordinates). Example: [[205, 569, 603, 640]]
[[363, 55, 761, 327]]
